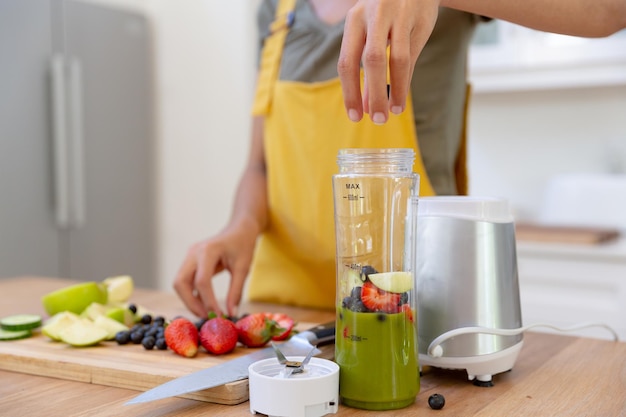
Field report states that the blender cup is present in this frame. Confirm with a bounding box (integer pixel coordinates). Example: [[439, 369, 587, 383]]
[[332, 148, 420, 410]]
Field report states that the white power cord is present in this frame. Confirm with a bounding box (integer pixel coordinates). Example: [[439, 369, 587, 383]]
[[428, 322, 620, 358]]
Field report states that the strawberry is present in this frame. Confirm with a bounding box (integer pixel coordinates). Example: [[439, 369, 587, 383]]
[[164, 317, 199, 358], [360, 280, 402, 313], [199, 317, 238, 355], [235, 312, 279, 348], [401, 304, 415, 323], [263, 312, 296, 341]]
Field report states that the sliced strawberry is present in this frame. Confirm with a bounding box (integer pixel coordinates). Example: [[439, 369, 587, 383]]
[[164, 317, 199, 358], [401, 304, 414, 323], [235, 312, 278, 348], [263, 312, 296, 341], [199, 317, 238, 355], [360, 280, 401, 313]]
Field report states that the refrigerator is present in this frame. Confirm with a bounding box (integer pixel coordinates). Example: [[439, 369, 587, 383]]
[[0, 0, 157, 288]]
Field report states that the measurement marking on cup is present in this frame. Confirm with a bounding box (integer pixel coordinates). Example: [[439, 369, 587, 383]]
[[344, 194, 363, 200]]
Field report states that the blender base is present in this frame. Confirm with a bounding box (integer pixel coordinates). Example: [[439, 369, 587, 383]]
[[419, 340, 524, 386]]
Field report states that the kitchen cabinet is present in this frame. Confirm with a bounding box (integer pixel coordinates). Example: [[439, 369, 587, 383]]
[[469, 20, 626, 93], [0, 0, 157, 287], [517, 239, 626, 341]]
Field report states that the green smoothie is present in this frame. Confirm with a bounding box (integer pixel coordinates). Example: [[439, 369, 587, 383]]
[[336, 307, 419, 410]]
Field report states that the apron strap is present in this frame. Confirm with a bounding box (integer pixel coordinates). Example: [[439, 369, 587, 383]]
[[251, 0, 296, 116], [454, 83, 471, 195]]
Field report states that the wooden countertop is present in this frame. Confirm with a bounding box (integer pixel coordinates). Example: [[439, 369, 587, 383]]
[[1, 276, 625, 416]]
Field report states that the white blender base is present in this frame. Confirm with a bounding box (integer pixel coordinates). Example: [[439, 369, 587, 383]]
[[419, 341, 524, 386]]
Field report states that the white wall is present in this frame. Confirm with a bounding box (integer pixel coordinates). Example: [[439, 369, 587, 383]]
[[467, 85, 626, 221], [81, 0, 261, 296]]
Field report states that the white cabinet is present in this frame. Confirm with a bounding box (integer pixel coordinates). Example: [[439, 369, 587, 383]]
[[517, 240, 626, 340]]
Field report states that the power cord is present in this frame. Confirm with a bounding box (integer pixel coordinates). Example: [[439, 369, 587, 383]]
[[428, 322, 620, 358]]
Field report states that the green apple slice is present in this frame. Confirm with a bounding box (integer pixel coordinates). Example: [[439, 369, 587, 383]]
[[105, 306, 135, 327], [81, 302, 108, 321], [93, 315, 129, 340], [42, 311, 81, 341], [102, 275, 134, 303], [58, 320, 108, 347], [368, 271, 414, 293], [41, 282, 108, 316]]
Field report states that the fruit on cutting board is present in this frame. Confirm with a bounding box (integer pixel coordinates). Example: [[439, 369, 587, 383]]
[[263, 312, 296, 341], [165, 317, 199, 358], [93, 315, 130, 340], [368, 271, 414, 293], [41, 282, 108, 316], [103, 275, 134, 303], [199, 317, 238, 355], [58, 320, 109, 347], [41, 311, 81, 341], [81, 302, 134, 327], [235, 312, 282, 348]]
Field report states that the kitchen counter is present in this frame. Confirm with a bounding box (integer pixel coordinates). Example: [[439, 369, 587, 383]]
[[1, 277, 625, 416]]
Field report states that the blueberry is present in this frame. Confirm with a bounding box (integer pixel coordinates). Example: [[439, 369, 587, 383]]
[[352, 300, 369, 312], [342, 296, 354, 309], [153, 316, 165, 327], [128, 304, 138, 314], [399, 292, 409, 305], [130, 331, 144, 344], [428, 393, 445, 410], [155, 337, 168, 350], [140, 314, 152, 325], [144, 327, 159, 338], [350, 286, 362, 300], [142, 336, 156, 350], [115, 330, 131, 345], [360, 265, 378, 279]]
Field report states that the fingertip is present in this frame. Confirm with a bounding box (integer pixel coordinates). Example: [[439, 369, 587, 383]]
[[348, 108, 362, 122]]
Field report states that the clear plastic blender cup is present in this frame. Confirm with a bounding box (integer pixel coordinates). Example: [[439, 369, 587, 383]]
[[332, 148, 420, 410]]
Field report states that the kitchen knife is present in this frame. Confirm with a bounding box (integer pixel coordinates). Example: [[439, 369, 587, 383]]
[[125, 320, 335, 405]]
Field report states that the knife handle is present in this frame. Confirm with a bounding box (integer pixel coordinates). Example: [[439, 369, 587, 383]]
[[307, 321, 336, 346]]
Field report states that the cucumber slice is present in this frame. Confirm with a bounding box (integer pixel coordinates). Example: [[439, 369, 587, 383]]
[[0, 314, 43, 331], [0, 328, 32, 341]]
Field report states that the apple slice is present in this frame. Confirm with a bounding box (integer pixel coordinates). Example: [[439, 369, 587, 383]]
[[58, 320, 108, 347], [41, 282, 108, 316], [42, 311, 81, 341], [102, 275, 134, 303], [368, 271, 414, 293], [93, 315, 129, 340]]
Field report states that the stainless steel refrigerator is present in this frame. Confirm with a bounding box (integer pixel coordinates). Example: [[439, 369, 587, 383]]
[[0, 0, 157, 288]]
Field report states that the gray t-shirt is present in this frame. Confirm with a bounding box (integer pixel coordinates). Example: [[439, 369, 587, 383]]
[[257, 0, 479, 195]]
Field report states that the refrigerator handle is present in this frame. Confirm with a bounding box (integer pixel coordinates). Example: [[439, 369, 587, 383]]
[[68, 57, 85, 228], [50, 54, 70, 229]]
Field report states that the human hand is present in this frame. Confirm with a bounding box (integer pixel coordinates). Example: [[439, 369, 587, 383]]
[[337, 0, 440, 124], [173, 225, 256, 318]]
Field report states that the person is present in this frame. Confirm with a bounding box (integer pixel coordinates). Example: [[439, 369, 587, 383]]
[[173, 0, 624, 318], [338, 0, 626, 125]]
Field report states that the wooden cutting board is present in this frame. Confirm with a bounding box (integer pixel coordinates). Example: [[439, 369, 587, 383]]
[[0, 277, 335, 405]]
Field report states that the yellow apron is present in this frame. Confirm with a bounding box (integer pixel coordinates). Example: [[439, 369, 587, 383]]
[[247, 0, 435, 309]]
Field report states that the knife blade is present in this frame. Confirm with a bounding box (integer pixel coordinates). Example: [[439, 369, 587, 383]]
[[125, 320, 335, 405]]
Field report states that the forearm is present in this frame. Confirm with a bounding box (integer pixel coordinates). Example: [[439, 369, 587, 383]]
[[442, 0, 626, 37], [229, 116, 268, 237]]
